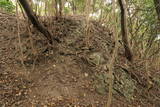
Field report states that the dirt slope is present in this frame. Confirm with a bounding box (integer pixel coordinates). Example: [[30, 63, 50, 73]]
[[0, 11, 160, 107]]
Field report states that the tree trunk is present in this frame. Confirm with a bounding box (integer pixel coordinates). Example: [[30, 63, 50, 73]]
[[55, 0, 59, 18], [45, 1, 47, 16], [71, 1, 76, 14], [18, 0, 53, 44], [106, 1, 119, 106], [55, 0, 63, 17], [118, 0, 133, 62], [154, 0, 160, 20], [59, 0, 62, 16], [153, 0, 160, 35]]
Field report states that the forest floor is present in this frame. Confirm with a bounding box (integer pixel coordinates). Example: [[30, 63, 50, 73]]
[[0, 11, 160, 107]]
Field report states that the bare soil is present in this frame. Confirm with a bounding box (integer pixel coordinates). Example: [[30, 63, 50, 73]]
[[0, 11, 160, 107]]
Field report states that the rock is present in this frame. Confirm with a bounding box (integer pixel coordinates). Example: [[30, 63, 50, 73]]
[[87, 52, 106, 66]]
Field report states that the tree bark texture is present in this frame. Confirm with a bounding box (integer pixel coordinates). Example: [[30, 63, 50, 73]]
[[118, 0, 133, 62], [55, 0, 63, 17], [18, 0, 53, 44], [154, 0, 160, 20]]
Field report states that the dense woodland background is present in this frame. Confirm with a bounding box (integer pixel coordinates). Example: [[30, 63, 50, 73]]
[[0, 0, 160, 106]]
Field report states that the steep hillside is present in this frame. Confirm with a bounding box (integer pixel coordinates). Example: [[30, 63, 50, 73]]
[[0, 11, 160, 107]]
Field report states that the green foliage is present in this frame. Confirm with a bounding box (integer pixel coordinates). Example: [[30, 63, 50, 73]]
[[127, 0, 158, 57], [74, 0, 85, 13], [64, 6, 70, 14], [0, 0, 15, 12]]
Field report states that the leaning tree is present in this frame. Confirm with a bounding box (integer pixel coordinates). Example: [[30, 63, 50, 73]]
[[18, 0, 59, 44]]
